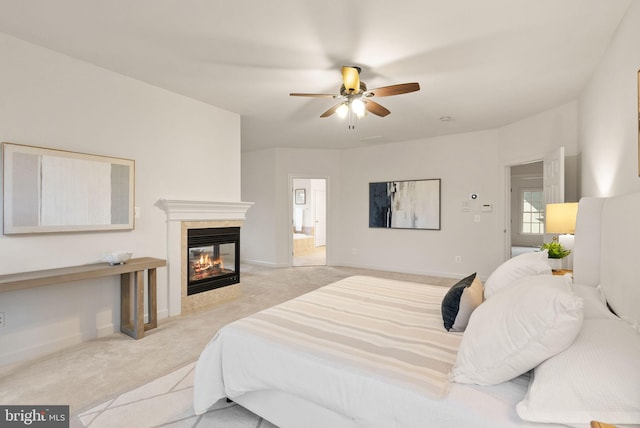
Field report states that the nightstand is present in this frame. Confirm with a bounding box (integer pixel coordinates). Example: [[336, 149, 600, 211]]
[[552, 269, 573, 276], [590, 421, 616, 428]]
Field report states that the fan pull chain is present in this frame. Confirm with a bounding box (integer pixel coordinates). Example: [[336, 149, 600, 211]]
[[347, 107, 356, 130]]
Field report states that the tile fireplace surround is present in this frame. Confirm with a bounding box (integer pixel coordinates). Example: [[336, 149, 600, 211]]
[[156, 199, 253, 316]]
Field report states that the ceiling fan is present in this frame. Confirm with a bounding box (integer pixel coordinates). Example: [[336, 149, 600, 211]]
[[290, 66, 420, 128]]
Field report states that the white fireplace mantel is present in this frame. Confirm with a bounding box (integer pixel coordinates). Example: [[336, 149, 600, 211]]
[[155, 199, 254, 221], [155, 199, 254, 316]]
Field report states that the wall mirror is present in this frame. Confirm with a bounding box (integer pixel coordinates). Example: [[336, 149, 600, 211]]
[[2, 142, 135, 234]]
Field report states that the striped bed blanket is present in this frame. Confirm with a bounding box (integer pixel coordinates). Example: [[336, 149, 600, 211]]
[[193, 275, 462, 418]]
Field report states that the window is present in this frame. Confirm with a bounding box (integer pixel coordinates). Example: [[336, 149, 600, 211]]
[[521, 190, 544, 234]]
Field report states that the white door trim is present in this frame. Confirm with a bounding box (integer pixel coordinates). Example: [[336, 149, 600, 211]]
[[288, 175, 329, 267]]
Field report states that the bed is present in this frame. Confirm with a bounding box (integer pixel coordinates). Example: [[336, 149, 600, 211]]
[[194, 192, 640, 427]]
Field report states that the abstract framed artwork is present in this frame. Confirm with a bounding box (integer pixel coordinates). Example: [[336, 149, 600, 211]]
[[369, 178, 441, 230], [2, 142, 135, 234]]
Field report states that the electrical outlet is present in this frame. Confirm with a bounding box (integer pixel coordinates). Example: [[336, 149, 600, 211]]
[[351, 248, 357, 255], [0, 312, 5, 328], [454, 256, 462, 264]]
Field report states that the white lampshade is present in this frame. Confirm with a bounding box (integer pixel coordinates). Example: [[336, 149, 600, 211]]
[[545, 202, 578, 234]]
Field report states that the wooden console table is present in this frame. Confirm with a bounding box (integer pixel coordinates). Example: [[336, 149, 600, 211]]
[[0, 257, 167, 339]]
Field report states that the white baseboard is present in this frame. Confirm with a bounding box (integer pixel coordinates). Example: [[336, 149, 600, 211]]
[[335, 261, 467, 281], [0, 333, 82, 367], [97, 323, 115, 338], [242, 258, 474, 280], [241, 259, 288, 268], [0, 312, 170, 367]]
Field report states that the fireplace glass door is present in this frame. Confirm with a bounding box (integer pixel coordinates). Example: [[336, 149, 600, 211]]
[[189, 243, 235, 281], [187, 227, 240, 295]]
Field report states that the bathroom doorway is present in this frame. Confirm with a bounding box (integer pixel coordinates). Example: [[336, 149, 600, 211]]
[[291, 177, 327, 266]]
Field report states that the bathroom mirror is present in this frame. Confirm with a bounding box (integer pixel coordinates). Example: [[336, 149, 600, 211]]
[[2, 142, 135, 234]]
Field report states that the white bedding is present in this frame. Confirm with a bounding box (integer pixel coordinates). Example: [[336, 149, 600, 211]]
[[194, 275, 570, 427], [192, 193, 640, 427]]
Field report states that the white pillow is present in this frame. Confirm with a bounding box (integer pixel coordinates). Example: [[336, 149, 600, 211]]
[[517, 318, 640, 425], [484, 250, 551, 299], [452, 275, 583, 385], [571, 284, 615, 319]]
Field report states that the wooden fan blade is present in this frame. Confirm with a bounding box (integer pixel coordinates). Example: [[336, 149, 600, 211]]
[[342, 66, 361, 94], [366, 82, 420, 97], [365, 99, 390, 117], [320, 103, 343, 118], [290, 93, 337, 98]]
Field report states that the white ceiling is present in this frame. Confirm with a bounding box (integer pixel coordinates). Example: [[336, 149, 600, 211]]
[[0, 0, 631, 152]]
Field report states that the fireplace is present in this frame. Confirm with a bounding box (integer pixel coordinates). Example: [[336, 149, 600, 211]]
[[187, 227, 240, 295], [155, 199, 253, 316]]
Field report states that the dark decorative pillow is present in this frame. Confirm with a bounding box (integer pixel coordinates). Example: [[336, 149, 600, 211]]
[[441, 272, 483, 332]]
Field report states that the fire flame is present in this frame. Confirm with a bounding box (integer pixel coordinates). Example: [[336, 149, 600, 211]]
[[192, 253, 223, 279]]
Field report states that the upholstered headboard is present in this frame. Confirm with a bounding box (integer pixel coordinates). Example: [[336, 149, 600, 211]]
[[573, 193, 640, 325]]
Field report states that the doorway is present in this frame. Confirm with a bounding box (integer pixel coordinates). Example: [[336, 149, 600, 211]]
[[291, 177, 327, 266], [509, 161, 544, 258], [504, 147, 565, 260]]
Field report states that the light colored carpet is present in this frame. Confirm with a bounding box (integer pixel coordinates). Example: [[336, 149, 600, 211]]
[[77, 361, 276, 428], [0, 264, 455, 427]]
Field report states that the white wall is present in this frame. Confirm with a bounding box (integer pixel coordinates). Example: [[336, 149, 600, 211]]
[[241, 148, 342, 267], [242, 102, 576, 280], [335, 130, 504, 279], [241, 149, 278, 266], [498, 101, 578, 164], [0, 34, 241, 366], [579, 2, 640, 197]]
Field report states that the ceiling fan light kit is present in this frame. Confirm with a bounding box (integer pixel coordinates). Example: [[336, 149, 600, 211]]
[[351, 99, 366, 117], [336, 103, 349, 118], [290, 66, 420, 129]]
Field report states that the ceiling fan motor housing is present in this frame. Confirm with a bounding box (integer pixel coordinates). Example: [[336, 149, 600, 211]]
[[340, 82, 367, 96]]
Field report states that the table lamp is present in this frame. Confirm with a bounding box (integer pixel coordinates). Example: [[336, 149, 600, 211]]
[[545, 202, 578, 270], [546, 202, 578, 243]]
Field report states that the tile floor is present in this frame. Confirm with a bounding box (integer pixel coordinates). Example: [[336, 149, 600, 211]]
[[293, 246, 326, 266]]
